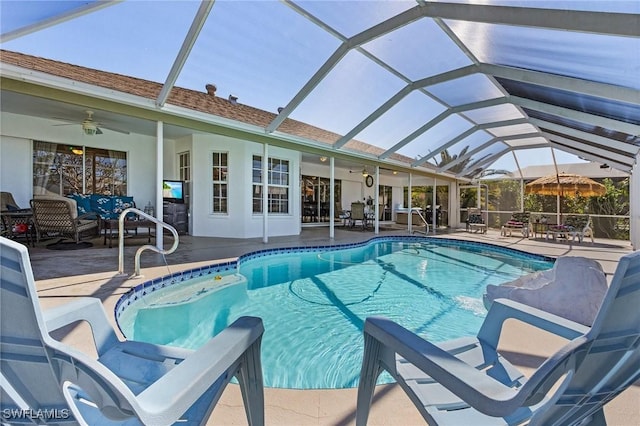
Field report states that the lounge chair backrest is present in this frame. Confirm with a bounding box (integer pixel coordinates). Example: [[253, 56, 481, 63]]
[[31, 199, 76, 230], [1, 237, 137, 421], [511, 212, 530, 224], [467, 208, 484, 224], [30, 199, 98, 243], [1, 236, 266, 425], [357, 248, 640, 426], [0, 236, 79, 420], [529, 250, 640, 425], [351, 202, 365, 220], [1, 192, 21, 211]]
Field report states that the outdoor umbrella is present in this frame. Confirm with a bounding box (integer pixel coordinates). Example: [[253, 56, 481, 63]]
[[525, 173, 606, 223]]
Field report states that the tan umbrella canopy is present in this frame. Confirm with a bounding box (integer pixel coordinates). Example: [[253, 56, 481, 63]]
[[525, 173, 607, 197]]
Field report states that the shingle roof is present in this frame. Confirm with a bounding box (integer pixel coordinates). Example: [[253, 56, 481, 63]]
[[0, 49, 415, 166]]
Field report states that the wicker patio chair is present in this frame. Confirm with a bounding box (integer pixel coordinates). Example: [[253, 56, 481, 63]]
[[30, 198, 99, 243]]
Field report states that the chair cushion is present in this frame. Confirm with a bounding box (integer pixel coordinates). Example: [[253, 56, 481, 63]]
[[67, 194, 92, 215], [113, 196, 135, 218], [468, 214, 483, 224], [90, 195, 115, 219]]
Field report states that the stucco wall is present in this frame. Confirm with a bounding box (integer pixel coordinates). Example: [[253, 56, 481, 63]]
[[189, 133, 302, 239], [0, 112, 158, 208]]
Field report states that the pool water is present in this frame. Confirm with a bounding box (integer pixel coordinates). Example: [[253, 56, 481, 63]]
[[117, 239, 553, 389]]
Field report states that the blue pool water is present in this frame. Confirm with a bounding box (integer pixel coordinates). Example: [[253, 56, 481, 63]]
[[116, 238, 553, 389]]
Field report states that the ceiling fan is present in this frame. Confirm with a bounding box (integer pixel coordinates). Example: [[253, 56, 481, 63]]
[[52, 110, 130, 136]]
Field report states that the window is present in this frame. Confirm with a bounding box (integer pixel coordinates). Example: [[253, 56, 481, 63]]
[[212, 152, 228, 213], [178, 151, 190, 181], [378, 185, 392, 221], [252, 155, 289, 214], [178, 151, 191, 205], [33, 141, 127, 195]]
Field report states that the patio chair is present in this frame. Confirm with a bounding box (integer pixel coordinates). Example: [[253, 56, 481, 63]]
[[465, 208, 486, 234], [546, 215, 594, 245], [350, 202, 367, 230], [568, 215, 594, 244], [30, 198, 99, 243], [0, 236, 265, 425], [1, 192, 33, 243], [356, 249, 640, 425], [335, 201, 350, 227], [500, 211, 531, 237], [1, 191, 28, 212]]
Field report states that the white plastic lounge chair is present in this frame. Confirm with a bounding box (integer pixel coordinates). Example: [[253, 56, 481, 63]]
[[356, 250, 640, 425], [0, 236, 265, 425]]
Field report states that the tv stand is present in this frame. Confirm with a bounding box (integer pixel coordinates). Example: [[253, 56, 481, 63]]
[[163, 202, 188, 234]]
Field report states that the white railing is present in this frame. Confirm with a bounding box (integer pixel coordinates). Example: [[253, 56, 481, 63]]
[[410, 207, 430, 235], [116, 207, 179, 278]]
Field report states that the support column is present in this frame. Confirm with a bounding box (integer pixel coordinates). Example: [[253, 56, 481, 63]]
[[631, 156, 639, 250], [374, 166, 380, 234], [330, 157, 335, 239], [408, 173, 412, 234], [262, 143, 269, 244], [432, 177, 437, 234], [156, 121, 164, 249]]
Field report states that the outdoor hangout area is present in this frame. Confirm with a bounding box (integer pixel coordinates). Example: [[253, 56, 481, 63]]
[[2, 228, 638, 425], [1, 1, 639, 425]]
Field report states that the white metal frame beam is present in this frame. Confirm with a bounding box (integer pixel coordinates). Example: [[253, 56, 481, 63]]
[[437, 132, 542, 173], [333, 65, 477, 149], [543, 133, 636, 168], [531, 118, 640, 156], [420, 2, 640, 37], [412, 118, 532, 167], [156, 1, 214, 107], [481, 63, 640, 105], [512, 96, 640, 137], [379, 96, 511, 159], [0, 1, 123, 43], [266, 4, 425, 133]]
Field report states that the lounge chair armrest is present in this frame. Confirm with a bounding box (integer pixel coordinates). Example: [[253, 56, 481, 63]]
[[135, 316, 264, 425], [364, 317, 524, 417], [43, 297, 120, 356], [478, 298, 589, 349]]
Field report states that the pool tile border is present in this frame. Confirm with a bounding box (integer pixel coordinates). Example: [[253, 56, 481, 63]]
[[114, 235, 555, 336]]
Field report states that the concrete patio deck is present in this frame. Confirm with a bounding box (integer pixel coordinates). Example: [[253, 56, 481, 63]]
[[23, 226, 639, 425]]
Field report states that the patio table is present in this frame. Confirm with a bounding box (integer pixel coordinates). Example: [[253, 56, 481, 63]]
[[1, 209, 34, 246], [103, 218, 155, 248]]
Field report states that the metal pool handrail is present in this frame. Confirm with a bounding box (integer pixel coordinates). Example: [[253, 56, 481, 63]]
[[117, 207, 179, 277]]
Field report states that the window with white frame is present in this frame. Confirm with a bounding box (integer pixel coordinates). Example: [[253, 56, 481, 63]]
[[178, 151, 190, 205], [252, 155, 289, 214], [178, 151, 190, 181], [212, 152, 228, 213]]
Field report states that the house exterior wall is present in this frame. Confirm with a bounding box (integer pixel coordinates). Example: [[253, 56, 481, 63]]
[[1, 111, 461, 240], [0, 112, 158, 208], [188, 133, 302, 239]]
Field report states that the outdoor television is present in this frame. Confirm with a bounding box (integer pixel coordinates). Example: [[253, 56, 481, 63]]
[[162, 179, 184, 203]]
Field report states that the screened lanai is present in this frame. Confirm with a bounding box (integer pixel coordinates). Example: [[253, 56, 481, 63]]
[[1, 1, 639, 246]]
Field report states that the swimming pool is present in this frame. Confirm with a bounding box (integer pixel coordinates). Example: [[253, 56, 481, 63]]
[[116, 237, 553, 389]]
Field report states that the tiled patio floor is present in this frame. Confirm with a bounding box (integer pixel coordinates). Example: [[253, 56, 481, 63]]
[[25, 227, 639, 425]]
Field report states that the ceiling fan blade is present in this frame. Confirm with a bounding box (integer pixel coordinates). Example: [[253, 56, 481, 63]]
[[52, 123, 76, 126]]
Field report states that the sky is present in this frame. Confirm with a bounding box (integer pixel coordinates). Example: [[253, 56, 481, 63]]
[[1, 0, 612, 175]]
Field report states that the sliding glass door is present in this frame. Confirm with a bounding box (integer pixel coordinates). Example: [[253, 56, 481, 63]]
[[301, 175, 341, 224]]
